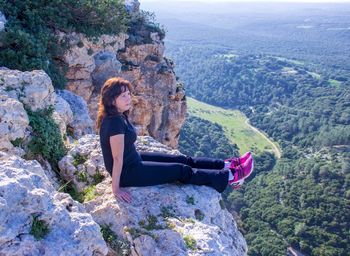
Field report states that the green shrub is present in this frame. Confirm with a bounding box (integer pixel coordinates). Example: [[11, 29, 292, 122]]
[[183, 235, 197, 250], [4, 86, 13, 92], [186, 195, 195, 205], [76, 171, 88, 183], [100, 224, 131, 256], [81, 185, 96, 202], [127, 10, 166, 45], [194, 209, 205, 221], [72, 154, 87, 168], [10, 137, 24, 147], [0, 0, 129, 88], [58, 180, 96, 203], [124, 226, 158, 241], [165, 220, 176, 229], [138, 215, 164, 231], [87, 48, 94, 56], [92, 171, 105, 185], [61, 181, 83, 202], [30, 214, 50, 240], [26, 106, 67, 171], [160, 205, 177, 218], [77, 41, 84, 48]]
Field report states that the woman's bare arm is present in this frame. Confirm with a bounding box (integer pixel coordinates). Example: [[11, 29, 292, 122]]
[[110, 134, 131, 203]]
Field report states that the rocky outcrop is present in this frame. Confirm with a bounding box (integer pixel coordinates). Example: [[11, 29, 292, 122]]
[[0, 92, 29, 156], [56, 89, 94, 138], [0, 69, 57, 155], [0, 69, 56, 111], [59, 0, 186, 149], [58, 134, 247, 256], [0, 151, 108, 255], [0, 69, 94, 153], [59, 32, 128, 103], [118, 44, 186, 148], [52, 94, 74, 137]]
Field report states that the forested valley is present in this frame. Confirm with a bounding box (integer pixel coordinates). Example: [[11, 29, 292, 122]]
[[172, 46, 350, 255]]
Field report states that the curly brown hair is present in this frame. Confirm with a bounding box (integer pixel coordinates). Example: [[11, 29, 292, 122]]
[[96, 77, 133, 130]]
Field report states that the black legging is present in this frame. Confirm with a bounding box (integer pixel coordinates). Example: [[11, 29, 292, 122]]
[[119, 151, 229, 193]]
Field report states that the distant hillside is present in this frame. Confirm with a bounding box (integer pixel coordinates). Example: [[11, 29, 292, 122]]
[[173, 49, 350, 255], [169, 49, 350, 150], [143, 2, 350, 255], [141, 1, 350, 72], [184, 97, 280, 157]]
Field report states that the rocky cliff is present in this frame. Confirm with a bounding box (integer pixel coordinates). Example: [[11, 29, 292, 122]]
[[59, 0, 186, 149]]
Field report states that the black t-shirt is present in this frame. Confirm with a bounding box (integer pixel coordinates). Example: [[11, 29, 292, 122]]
[[99, 114, 141, 174]]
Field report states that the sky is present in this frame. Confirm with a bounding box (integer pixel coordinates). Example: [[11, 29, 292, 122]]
[[141, 0, 350, 2]]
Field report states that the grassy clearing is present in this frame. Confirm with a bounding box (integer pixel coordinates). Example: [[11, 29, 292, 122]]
[[183, 235, 197, 250], [187, 97, 278, 155], [328, 79, 342, 87], [307, 71, 321, 80], [275, 56, 304, 66]]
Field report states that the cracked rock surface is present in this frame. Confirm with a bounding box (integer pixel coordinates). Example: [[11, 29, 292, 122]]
[[0, 152, 108, 256]]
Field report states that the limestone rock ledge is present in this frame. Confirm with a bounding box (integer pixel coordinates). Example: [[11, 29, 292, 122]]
[[58, 134, 248, 256], [0, 151, 108, 256], [0, 132, 247, 255]]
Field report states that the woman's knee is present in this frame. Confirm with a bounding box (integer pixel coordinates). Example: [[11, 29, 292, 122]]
[[178, 165, 193, 183], [184, 155, 195, 166]]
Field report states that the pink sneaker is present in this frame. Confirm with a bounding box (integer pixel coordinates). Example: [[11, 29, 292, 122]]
[[226, 151, 251, 169], [230, 179, 244, 190], [228, 156, 254, 186]]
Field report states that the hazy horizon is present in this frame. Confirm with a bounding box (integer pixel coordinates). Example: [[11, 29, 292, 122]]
[[141, 0, 350, 3]]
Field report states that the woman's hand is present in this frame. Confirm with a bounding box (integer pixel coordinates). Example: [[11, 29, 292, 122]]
[[113, 187, 132, 203]]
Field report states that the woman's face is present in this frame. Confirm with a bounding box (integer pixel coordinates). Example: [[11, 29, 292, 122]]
[[114, 87, 132, 113]]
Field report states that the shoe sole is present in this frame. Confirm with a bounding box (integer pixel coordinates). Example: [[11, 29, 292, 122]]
[[231, 179, 244, 190], [229, 158, 254, 186]]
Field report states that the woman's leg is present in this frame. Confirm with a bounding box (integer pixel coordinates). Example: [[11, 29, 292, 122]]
[[139, 151, 225, 170], [120, 161, 229, 193]]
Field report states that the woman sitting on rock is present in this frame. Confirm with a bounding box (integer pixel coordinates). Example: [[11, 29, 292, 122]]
[[97, 77, 254, 203]]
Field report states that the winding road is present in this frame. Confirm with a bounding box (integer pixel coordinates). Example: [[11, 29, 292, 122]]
[[245, 119, 282, 158]]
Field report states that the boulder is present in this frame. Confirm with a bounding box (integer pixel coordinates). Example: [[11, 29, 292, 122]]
[[56, 90, 94, 138], [0, 152, 108, 256]]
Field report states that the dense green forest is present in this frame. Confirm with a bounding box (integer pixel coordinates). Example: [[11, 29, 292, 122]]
[[171, 46, 350, 150], [175, 47, 350, 255], [178, 115, 239, 159]]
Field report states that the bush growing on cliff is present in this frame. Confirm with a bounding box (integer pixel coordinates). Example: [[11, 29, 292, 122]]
[[100, 224, 131, 255], [30, 214, 50, 240], [26, 106, 67, 170], [0, 0, 129, 88], [127, 10, 166, 45]]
